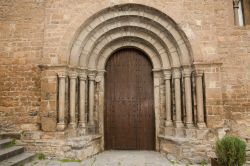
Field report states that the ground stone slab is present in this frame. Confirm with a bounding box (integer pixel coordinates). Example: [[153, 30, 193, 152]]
[[25, 151, 209, 166]]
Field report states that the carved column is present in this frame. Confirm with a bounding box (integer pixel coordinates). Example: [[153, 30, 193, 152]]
[[195, 70, 206, 128], [57, 72, 66, 131], [164, 70, 173, 127], [79, 73, 87, 129], [69, 72, 77, 128], [183, 68, 194, 128], [233, 0, 240, 26], [88, 72, 96, 126], [173, 69, 184, 128], [95, 71, 105, 133]]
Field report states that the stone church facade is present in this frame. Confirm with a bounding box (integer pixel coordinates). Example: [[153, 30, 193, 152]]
[[0, 0, 250, 163]]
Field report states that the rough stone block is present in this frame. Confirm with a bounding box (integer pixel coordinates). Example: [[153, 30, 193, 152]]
[[165, 126, 174, 136], [174, 128, 185, 137], [185, 128, 197, 138], [41, 117, 57, 132]]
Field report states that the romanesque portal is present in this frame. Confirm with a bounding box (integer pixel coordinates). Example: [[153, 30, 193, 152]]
[[28, 3, 209, 162]]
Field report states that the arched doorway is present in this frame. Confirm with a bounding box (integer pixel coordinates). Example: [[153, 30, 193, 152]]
[[104, 48, 155, 150]]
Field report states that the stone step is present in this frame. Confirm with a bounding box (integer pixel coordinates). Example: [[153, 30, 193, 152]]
[[0, 152, 35, 166], [0, 139, 13, 149], [0, 146, 24, 162]]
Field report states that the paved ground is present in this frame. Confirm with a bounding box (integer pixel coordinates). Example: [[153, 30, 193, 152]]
[[25, 151, 206, 166]]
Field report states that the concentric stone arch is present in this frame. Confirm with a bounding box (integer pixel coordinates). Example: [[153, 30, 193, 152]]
[[68, 3, 194, 70]]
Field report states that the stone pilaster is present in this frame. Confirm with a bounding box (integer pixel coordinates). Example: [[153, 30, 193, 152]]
[[164, 70, 173, 127], [69, 72, 77, 129], [233, 0, 240, 26], [57, 72, 67, 131], [88, 72, 96, 126], [173, 68, 184, 128], [195, 70, 206, 128], [79, 72, 87, 130], [183, 67, 194, 128]]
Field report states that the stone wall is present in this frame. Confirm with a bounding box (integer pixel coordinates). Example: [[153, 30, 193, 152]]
[[0, 0, 250, 163], [0, 0, 44, 132]]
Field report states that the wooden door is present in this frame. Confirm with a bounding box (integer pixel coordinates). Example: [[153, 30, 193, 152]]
[[104, 48, 155, 150]]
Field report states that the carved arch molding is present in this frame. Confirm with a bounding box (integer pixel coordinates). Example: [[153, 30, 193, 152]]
[[41, 4, 207, 150]]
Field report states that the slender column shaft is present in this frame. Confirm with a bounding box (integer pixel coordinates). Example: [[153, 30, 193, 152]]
[[183, 68, 194, 128], [69, 73, 77, 128], [233, 0, 240, 26], [164, 71, 173, 127], [88, 73, 96, 126], [57, 72, 66, 131], [173, 69, 183, 128], [196, 71, 206, 128], [79, 73, 87, 128]]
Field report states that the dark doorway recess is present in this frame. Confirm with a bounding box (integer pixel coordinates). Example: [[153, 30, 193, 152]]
[[104, 48, 155, 150]]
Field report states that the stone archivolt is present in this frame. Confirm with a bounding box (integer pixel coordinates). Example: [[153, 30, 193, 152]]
[[39, 3, 209, 162]]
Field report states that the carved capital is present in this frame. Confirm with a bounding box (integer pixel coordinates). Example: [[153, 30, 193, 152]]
[[69, 72, 78, 79], [183, 67, 193, 78], [163, 69, 172, 80], [172, 68, 181, 79], [79, 73, 87, 81], [233, 0, 240, 8], [195, 70, 204, 77], [57, 72, 67, 78], [88, 73, 96, 81]]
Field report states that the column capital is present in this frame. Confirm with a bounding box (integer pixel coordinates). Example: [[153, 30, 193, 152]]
[[195, 70, 204, 77], [233, 0, 240, 8], [79, 73, 87, 81], [183, 67, 193, 77], [69, 72, 78, 79], [163, 70, 172, 80], [88, 73, 96, 81], [58, 72, 67, 78], [172, 68, 182, 79]]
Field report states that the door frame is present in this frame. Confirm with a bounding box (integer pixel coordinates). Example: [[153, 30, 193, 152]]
[[96, 48, 160, 151]]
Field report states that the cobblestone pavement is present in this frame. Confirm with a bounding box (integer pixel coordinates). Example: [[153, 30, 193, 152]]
[[25, 151, 208, 166]]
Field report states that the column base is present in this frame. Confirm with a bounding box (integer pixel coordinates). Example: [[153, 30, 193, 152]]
[[77, 127, 87, 136], [87, 124, 96, 134], [174, 127, 185, 137], [56, 123, 66, 131], [69, 123, 77, 129], [165, 121, 173, 127], [186, 122, 194, 128], [197, 122, 206, 129], [165, 126, 174, 136], [78, 122, 86, 128], [185, 128, 197, 138], [175, 121, 184, 128]]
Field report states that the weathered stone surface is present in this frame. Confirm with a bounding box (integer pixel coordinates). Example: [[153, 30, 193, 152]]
[[0, 0, 250, 163]]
